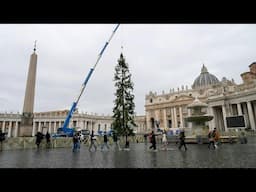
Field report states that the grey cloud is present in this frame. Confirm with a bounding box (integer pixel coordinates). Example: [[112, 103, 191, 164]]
[[1, 24, 256, 116]]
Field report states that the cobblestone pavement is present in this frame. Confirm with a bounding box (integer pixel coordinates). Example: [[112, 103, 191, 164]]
[[0, 137, 256, 168]]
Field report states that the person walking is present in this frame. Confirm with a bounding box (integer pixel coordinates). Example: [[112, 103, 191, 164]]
[[239, 129, 248, 144], [178, 129, 187, 151], [113, 131, 121, 151], [161, 130, 168, 150], [144, 134, 147, 144], [101, 131, 110, 151], [208, 128, 216, 150], [89, 129, 97, 152], [35, 131, 44, 149], [45, 131, 51, 148], [0, 130, 6, 151], [214, 128, 220, 148], [149, 130, 157, 151], [72, 133, 79, 152]]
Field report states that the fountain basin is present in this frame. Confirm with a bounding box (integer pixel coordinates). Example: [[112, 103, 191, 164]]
[[186, 115, 213, 122]]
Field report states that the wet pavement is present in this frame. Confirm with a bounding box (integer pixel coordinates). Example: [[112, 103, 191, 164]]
[[0, 137, 256, 168]]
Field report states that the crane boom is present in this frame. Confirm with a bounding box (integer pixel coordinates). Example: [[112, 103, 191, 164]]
[[61, 24, 120, 134]]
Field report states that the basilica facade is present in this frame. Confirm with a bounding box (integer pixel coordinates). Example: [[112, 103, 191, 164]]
[[145, 63, 256, 133]]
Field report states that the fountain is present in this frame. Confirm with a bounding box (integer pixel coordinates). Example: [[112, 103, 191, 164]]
[[185, 97, 213, 143]]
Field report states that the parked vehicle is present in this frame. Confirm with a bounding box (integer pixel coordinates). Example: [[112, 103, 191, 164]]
[[166, 128, 181, 136], [51, 133, 68, 138], [80, 129, 90, 136], [97, 129, 113, 136]]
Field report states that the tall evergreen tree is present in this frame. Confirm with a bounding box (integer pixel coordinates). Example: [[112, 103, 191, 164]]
[[112, 53, 136, 148]]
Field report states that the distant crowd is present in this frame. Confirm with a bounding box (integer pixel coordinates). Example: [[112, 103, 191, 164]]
[[31, 127, 248, 152]]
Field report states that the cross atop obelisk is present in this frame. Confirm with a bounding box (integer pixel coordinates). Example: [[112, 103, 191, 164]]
[[33, 40, 37, 52]]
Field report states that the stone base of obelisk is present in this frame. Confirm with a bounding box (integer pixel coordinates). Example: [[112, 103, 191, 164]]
[[19, 114, 33, 137], [19, 125, 33, 137]]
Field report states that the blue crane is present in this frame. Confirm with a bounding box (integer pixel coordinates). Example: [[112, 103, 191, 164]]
[[57, 24, 120, 137]]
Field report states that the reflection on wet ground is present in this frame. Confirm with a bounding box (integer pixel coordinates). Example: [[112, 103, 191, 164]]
[[0, 137, 256, 168]]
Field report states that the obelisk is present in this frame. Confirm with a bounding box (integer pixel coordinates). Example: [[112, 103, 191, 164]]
[[20, 41, 37, 137]]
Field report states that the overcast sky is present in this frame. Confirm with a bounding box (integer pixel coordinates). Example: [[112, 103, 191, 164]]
[[1, 24, 256, 116]]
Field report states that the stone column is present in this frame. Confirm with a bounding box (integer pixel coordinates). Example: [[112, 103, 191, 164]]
[[2, 121, 5, 133], [253, 102, 256, 120], [208, 107, 215, 130], [83, 120, 85, 129], [170, 108, 174, 128], [188, 108, 191, 116], [38, 121, 42, 132], [216, 108, 223, 131], [226, 103, 231, 116], [247, 101, 256, 130], [48, 122, 52, 133], [32, 120, 36, 136], [187, 108, 192, 128], [237, 103, 242, 115], [222, 105, 228, 131], [43, 121, 46, 132], [54, 121, 57, 133], [80, 120, 83, 129], [163, 108, 167, 130], [35, 122, 39, 133], [8, 121, 12, 137], [173, 107, 177, 128], [77, 119, 81, 129], [179, 106, 184, 128], [242, 103, 250, 128], [15, 121, 19, 137]]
